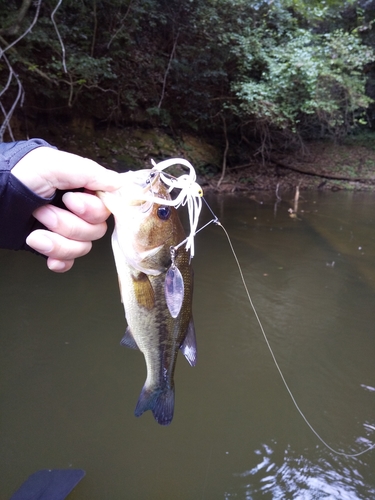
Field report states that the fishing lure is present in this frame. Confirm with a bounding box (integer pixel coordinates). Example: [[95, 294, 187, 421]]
[[118, 158, 375, 454], [140, 158, 204, 318], [150, 157, 203, 258]]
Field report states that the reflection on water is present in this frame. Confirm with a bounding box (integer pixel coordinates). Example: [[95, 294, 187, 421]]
[[228, 441, 375, 499], [1, 191, 375, 499]]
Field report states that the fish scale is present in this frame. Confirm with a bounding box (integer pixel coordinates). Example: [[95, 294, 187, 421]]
[[98, 169, 197, 425]]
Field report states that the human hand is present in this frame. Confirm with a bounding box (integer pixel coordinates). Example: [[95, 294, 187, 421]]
[[12, 146, 121, 272]]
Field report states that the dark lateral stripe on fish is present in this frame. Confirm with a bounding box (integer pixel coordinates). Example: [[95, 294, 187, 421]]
[[135, 385, 175, 426]]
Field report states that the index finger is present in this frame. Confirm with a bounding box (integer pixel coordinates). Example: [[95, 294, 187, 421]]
[[62, 191, 111, 224]]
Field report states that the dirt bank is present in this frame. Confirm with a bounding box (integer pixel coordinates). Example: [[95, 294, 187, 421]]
[[32, 123, 375, 194]]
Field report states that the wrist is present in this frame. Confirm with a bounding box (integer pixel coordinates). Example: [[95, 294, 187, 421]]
[[11, 147, 56, 198]]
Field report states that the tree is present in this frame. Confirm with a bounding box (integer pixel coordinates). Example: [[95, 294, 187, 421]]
[[0, 0, 373, 163], [228, 26, 374, 154]]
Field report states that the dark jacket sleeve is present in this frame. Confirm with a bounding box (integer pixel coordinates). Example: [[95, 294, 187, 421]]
[[0, 139, 56, 250]]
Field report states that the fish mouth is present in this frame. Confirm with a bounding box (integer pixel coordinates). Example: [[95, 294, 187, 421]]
[[130, 169, 173, 212], [140, 170, 161, 213], [109, 168, 177, 214], [119, 169, 157, 209]]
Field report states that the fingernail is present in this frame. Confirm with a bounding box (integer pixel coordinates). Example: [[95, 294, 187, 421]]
[[47, 259, 67, 272], [62, 192, 85, 214], [27, 234, 54, 254], [36, 206, 58, 229]]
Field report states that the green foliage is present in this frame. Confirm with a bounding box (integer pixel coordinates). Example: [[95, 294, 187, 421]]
[[283, 0, 357, 25], [230, 26, 374, 141], [0, 0, 374, 153]]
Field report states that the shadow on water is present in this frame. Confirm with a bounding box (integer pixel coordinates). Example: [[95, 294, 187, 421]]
[[1, 191, 375, 499]]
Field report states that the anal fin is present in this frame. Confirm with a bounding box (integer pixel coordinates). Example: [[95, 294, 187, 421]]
[[120, 327, 139, 350]]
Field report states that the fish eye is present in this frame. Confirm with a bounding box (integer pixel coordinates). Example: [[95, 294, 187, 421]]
[[157, 206, 170, 220], [146, 172, 157, 184]]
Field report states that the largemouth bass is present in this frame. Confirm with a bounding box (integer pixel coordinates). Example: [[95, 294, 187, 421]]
[[98, 169, 197, 426]]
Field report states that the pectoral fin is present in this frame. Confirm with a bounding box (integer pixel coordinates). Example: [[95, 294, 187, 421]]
[[132, 273, 155, 309], [120, 327, 139, 349], [180, 319, 197, 367]]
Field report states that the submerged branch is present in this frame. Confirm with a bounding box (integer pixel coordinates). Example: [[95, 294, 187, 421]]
[[217, 114, 229, 188], [272, 158, 375, 184], [293, 183, 300, 213]]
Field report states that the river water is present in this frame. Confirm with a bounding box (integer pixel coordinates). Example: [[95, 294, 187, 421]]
[[1, 190, 375, 499]]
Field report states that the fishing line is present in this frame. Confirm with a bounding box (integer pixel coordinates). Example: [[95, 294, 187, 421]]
[[173, 218, 218, 252], [199, 197, 375, 459], [142, 160, 374, 457]]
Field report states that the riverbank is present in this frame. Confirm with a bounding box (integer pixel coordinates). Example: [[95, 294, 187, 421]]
[[32, 123, 375, 194], [209, 138, 375, 194]]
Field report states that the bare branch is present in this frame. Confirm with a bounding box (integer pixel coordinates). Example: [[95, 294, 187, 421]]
[[91, 0, 98, 57], [0, 102, 15, 141], [0, 0, 42, 56], [217, 114, 229, 188], [67, 73, 74, 107], [271, 158, 375, 183], [0, 35, 58, 84], [51, 0, 67, 73], [0, 53, 24, 142], [81, 84, 117, 94], [0, 54, 14, 99], [157, 30, 179, 109], [107, 0, 134, 50], [0, 0, 41, 141], [0, 0, 33, 36]]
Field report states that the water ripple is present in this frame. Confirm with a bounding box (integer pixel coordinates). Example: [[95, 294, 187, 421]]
[[229, 442, 375, 499]]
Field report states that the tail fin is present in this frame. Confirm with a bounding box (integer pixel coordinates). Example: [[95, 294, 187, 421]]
[[134, 385, 175, 426]]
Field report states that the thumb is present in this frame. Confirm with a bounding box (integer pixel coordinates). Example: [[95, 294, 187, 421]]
[[12, 146, 121, 198]]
